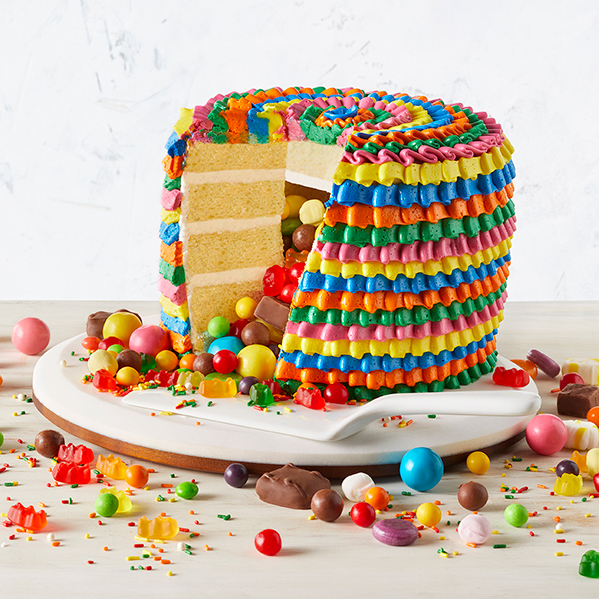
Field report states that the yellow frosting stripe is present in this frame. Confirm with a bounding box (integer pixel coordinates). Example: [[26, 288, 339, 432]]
[[333, 140, 514, 186], [173, 107, 194, 137], [159, 296, 189, 321], [306, 239, 512, 280], [161, 207, 181, 225], [281, 314, 502, 359]]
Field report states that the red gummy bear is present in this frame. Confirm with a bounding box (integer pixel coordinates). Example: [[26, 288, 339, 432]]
[[492, 366, 530, 388], [57, 443, 95, 465], [294, 386, 326, 411], [263, 265, 287, 296], [7, 503, 47, 531], [93, 369, 118, 392], [52, 461, 91, 485]]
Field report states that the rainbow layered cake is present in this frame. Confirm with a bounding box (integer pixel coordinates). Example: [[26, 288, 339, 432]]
[[158, 87, 515, 398]]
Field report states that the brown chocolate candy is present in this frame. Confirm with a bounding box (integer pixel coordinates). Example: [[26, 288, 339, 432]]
[[241, 321, 270, 346], [557, 383, 599, 418], [311, 488, 344, 522], [256, 463, 330, 509], [283, 236, 293, 253], [117, 349, 143, 372], [457, 481, 489, 511], [86, 311, 112, 339], [254, 296, 291, 333], [35, 430, 65, 459], [193, 353, 215, 375], [292, 224, 316, 252]]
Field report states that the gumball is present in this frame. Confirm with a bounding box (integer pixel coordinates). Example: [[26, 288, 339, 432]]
[[88, 349, 118, 376], [288, 262, 305, 284], [504, 503, 529, 527], [236, 345, 277, 381], [237, 376, 259, 395], [254, 529, 282, 556], [107, 344, 124, 355], [466, 451, 491, 475], [207, 316, 230, 339], [193, 353, 215, 375], [213, 350, 238, 374], [176, 481, 199, 499], [399, 447, 444, 492], [240, 322, 270, 346], [235, 297, 258, 320], [364, 487, 390, 511], [323, 383, 349, 404], [458, 481, 489, 511], [416, 502, 442, 527], [278, 283, 297, 304], [129, 325, 170, 357], [560, 372, 585, 389], [98, 336, 123, 351], [458, 514, 492, 545], [350, 502, 376, 527], [588, 407, 599, 427], [0, 431, 3, 448], [11, 317, 51, 355], [556, 459, 580, 477], [155, 350, 179, 372], [116, 367, 140, 387], [526, 413, 568, 455], [125, 464, 149, 489], [95, 492, 119, 517], [207, 336, 244, 355], [82, 336, 100, 351], [179, 353, 196, 371], [224, 463, 249, 488], [102, 312, 142, 347], [229, 319, 249, 339]]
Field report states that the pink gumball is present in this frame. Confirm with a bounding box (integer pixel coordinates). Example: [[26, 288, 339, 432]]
[[526, 413, 567, 455], [11, 317, 51, 355], [128, 325, 170, 357]]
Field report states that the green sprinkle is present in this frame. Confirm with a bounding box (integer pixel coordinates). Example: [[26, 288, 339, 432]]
[[69, 497, 73, 504], [27, 445, 35, 451], [19, 411, 25, 415], [387, 504, 393, 510], [170, 473, 176, 478], [437, 547, 446, 553], [70, 484, 79, 488], [505, 494, 514, 499], [25, 398, 32, 403], [512, 457, 523, 462], [71, 351, 75, 356], [157, 495, 165, 502], [184, 549, 192, 555], [427, 414, 437, 419], [130, 566, 135, 570], [207, 401, 213, 407], [401, 491, 412, 496], [4, 482, 14, 487], [447, 520, 451, 525], [582, 497, 588, 502], [189, 533, 196, 538], [217, 514, 231, 521], [493, 544, 507, 549]]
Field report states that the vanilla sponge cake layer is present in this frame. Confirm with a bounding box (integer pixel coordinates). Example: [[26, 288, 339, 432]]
[[185, 141, 287, 172]]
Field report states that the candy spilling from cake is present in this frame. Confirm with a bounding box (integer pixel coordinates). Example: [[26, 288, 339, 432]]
[[158, 87, 516, 400]]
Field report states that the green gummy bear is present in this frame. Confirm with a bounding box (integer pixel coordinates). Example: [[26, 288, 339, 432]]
[[579, 550, 599, 578], [249, 383, 275, 407]]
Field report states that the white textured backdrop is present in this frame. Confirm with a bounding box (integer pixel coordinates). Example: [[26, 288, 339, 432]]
[[1, 0, 598, 301]]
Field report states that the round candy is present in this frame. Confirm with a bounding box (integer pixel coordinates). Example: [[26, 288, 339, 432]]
[[399, 447, 444, 492], [11, 317, 51, 355], [372, 518, 418, 547], [236, 344, 277, 381], [504, 503, 529, 527], [229, 319, 249, 339], [254, 529, 282, 556], [285, 194, 307, 219], [95, 492, 119, 517], [116, 349, 142, 372], [238, 376, 259, 395], [102, 312, 142, 347], [458, 514, 492, 544], [88, 349, 118, 376], [292, 224, 316, 252], [155, 350, 179, 372], [415, 502, 442, 527], [594, 472, 599, 493], [82, 336, 101, 351], [115, 366, 140, 387], [125, 464, 149, 488], [98, 336, 124, 351], [34, 430, 65, 459], [560, 372, 585, 389], [207, 336, 244, 356], [458, 481, 489, 511], [179, 353, 197, 371], [281, 200, 290, 220], [364, 486, 390, 511], [241, 322, 271, 346], [129, 325, 170, 357], [586, 448, 599, 477], [466, 451, 491, 475], [298, 199, 325, 226], [268, 343, 280, 358], [526, 413, 568, 455], [0, 431, 3, 448], [193, 353, 215, 375], [526, 349, 560, 378], [350, 502, 377, 527], [106, 344, 124, 355], [175, 481, 199, 499], [588, 407, 599, 427], [323, 383, 349, 404], [556, 459, 580, 477], [224, 463, 249, 488], [213, 350, 238, 374], [341, 472, 375, 502], [207, 316, 230, 339], [235, 297, 258, 320], [311, 489, 344, 522]]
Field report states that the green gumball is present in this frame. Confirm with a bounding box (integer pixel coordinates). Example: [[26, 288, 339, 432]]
[[95, 492, 119, 517], [176, 481, 199, 499]]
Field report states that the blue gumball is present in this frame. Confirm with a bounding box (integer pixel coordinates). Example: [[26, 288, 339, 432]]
[[208, 335, 244, 355], [399, 447, 444, 492]]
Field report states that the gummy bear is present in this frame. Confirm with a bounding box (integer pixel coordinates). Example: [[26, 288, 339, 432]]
[[294, 386, 326, 410], [96, 454, 127, 480], [138, 515, 179, 540], [553, 472, 583, 496], [7, 503, 47, 531], [199, 377, 237, 398], [249, 383, 275, 407], [57, 443, 94, 465], [93, 369, 118, 392], [52, 461, 91, 485], [263, 265, 287, 296], [177, 370, 205, 388], [579, 550, 599, 578], [284, 248, 309, 269], [492, 366, 530, 388]]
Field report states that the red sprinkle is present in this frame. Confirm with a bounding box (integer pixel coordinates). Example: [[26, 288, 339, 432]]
[[9, 534, 15, 540], [0, 468, 6, 474], [133, 543, 144, 548], [127, 522, 136, 527], [556, 539, 566, 543], [518, 487, 528, 493], [88, 560, 94, 564], [529, 531, 535, 537], [179, 527, 190, 533]]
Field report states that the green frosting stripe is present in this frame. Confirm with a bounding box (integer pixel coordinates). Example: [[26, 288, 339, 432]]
[[159, 259, 186, 286], [319, 201, 515, 247], [290, 282, 507, 328]]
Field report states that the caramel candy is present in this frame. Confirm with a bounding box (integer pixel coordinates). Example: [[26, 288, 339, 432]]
[[558, 384, 599, 418]]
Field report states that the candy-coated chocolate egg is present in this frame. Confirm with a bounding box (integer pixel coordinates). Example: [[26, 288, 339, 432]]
[[588, 407, 599, 427], [88, 350, 118, 376], [504, 503, 529, 527], [207, 316, 230, 339], [466, 451, 491, 475], [116, 366, 140, 387], [125, 464, 149, 488], [364, 486, 389, 511], [116, 349, 143, 373], [175, 481, 199, 499], [526, 413, 567, 455], [178, 353, 196, 371], [11, 317, 51, 355], [556, 459, 579, 477], [193, 353, 215, 375], [107, 344, 124, 355], [155, 350, 179, 372], [240, 322, 270, 346], [229, 319, 249, 339], [458, 481, 489, 511], [102, 312, 142, 347], [128, 325, 170, 357], [237, 376, 259, 395], [98, 336, 123, 351], [416, 502, 442, 527], [399, 447, 444, 492], [236, 345, 276, 381], [324, 383, 349, 404], [311, 489, 344, 522], [292, 224, 316, 252], [34, 430, 65, 459], [207, 336, 244, 355]]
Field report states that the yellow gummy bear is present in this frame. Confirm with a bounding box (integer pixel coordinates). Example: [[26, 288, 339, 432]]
[[137, 515, 179, 540], [553, 473, 583, 496], [99, 486, 132, 513], [96, 454, 127, 480], [177, 371, 205, 389], [199, 377, 237, 398]]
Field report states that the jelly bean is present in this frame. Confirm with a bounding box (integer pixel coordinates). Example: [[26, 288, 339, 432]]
[[175, 481, 199, 499], [299, 199, 325, 226], [281, 217, 302, 237], [555, 459, 579, 477], [416, 502, 442, 527], [526, 414, 567, 455], [207, 335, 244, 355], [238, 376, 259, 395], [510, 359, 538, 380], [373, 518, 418, 546], [341, 472, 375, 502], [88, 350, 118, 376], [11, 317, 51, 355], [350, 502, 376, 527], [526, 349, 560, 378], [129, 325, 170, 357], [96, 454, 127, 479], [263, 265, 287, 296], [504, 503, 529, 527], [364, 487, 390, 511], [579, 550, 599, 578], [82, 336, 101, 351], [116, 366, 140, 387], [466, 451, 490, 475], [224, 463, 249, 488], [178, 353, 197, 371], [323, 383, 349, 404], [52, 461, 91, 485], [553, 472, 583, 496], [492, 366, 530, 388], [560, 372, 585, 389], [229, 318, 249, 339], [57, 443, 94, 464], [250, 383, 275, 407], [294, 386, 325, 410], [254, 529, 282, 556], [102, 312, 142, 347], [235, 297, 258, 320], [155, 350, 179, 371], [95, 492, 119, 517], [285, 195, 307, 219], [98, 336, 124, 351], [92, 369, 118, 392], [457, 514, 492, 545], [213, 350, 238, 374], [207, 316, 230, 339], [125, 464, 149, 488], [99, 486, 132, 513], [278, 283, 297, 304], [199, 377, 237, 398], [400, 447, 444, 492], [138, 516, 179, 540], [7, 503, 47, 531], [588, 407, 599, 427], [236, 344, 277, 381]]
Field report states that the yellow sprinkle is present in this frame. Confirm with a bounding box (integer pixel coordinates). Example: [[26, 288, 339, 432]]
[[159, 411, 173, 416], [502, 473, 507, 477], [492, 530, 499, 534], [169, 497, 176, 503], [0, 513, 6, 518], [585, 513, 592, 518], [548, 467, 556, 472], [126, 556, 140, 561], [439, 536, 446, 540], [389, 495, 394, 501], [453, 551, 459, 556], [557, 506, 563, 511], [27, 536, 33, 541], [570, 500, 575, 504], [85, 533, 90, 539], [167, 571, 173, 577], [13, 413, 18, 417], [284, 407, 292, 413], [144, 486, 150, 491], [527, 524, 532, 529], [308, 514, 316, 520], [555, 552, 564, 557], [439, 552, 448, 558]]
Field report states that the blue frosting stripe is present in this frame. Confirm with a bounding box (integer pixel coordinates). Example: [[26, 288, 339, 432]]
[[278, 331, 496, 373], [165, 131, 187, 157], [328, 161, 516, 209], [159, 221, 179, 245], [160, 310, 190, 336], [299, 255, 510, 294]]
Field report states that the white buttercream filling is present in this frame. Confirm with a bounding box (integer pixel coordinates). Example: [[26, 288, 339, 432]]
[[183, 214, 281, 236]]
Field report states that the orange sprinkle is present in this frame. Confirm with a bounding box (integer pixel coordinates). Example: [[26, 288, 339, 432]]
[[9, 449, 15, 454], [228, 532, 233, 536], [446, 511, 451, 516], [38, 502, 46, 508], [405, 419, 413, 426], [189, 510, 195, 515], [537, 484, 547, 489], [196, 421, 201, 425], [554, 516, 561, 522], [147, 469, 156, 473], [161, 559, 171, 565], [150, 544, 156, 548], [150, 412, 156, 417], [160, 512, 166, 517], [576, 541, 583, 546], [473, 511, 478, 515], [103, 546, 108, 551], [158, 548, 164, 553], [88, 512, 96, 518], [153, 556, 161, 561], [433, 500, 441, 505], [466, 542, 477, 548], [161, 484, 173, 488], [204, 545, 210, 551], [51, 541, 60, 547]]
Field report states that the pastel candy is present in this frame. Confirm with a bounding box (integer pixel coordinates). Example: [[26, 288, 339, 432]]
[[372, 518, 418, 546], [341, 472, 375, 502], [563, 420, 599, 450], [562, 358, 599, 386]]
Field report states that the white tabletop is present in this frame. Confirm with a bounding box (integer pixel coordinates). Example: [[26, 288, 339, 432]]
[[2, 300, 599, 598]]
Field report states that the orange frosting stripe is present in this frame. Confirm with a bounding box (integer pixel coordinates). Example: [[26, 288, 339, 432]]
[[160, 241, 183, 268], [162, 155, 184, 179], [160, 325, 192, 354]]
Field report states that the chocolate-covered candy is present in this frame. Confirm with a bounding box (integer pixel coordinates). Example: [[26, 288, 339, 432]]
[[292, 224, 316, 252], [193, 353, 215, 375], [116, 349, 143, 372], [256, 463, 330, 509], [558, 383, 599, 418], [35, 430, 65, 459], [86, 311, 112, 339], [241, 322, 270, 346], [311, 488, 344, 522], [458, 481, 489, 511], [238, 376, 259, 395]]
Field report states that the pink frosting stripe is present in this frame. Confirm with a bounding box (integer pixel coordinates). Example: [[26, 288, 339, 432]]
[[158, 274, 187, 306], [315, 217, 516, 265], [161, 188, 183, 211], [285, 291, 507, 343]]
